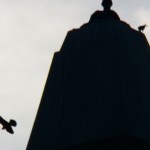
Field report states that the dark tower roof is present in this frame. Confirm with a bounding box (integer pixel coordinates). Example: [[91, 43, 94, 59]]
[[88, 0, 120, 24]]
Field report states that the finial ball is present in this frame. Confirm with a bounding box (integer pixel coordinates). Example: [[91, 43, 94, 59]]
[[101, 0, 113, 10]]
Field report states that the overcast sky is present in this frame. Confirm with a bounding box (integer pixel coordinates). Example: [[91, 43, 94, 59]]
[[0, 0, 150, 149]]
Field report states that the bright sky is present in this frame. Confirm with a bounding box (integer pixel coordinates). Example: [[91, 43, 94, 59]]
[[0, 0, 150, 149]]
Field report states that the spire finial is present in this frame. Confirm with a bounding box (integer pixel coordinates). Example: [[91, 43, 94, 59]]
[[101, 0, 113, 11]]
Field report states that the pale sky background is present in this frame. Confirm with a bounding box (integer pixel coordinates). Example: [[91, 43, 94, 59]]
[[0, 0, 150, 149]]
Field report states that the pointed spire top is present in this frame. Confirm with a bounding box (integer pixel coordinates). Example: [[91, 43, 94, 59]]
[[101, 0, 113, 11]]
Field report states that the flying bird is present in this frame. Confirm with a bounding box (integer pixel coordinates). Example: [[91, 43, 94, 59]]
[[0, 116, 17, 134]]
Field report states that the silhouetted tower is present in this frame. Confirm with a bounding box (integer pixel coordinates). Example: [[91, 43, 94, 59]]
[[27, 0, 150, 149], [102, 0, 112, 11]]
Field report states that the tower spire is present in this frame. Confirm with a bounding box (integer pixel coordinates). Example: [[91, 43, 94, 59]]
[[101, 0, 113, 11]]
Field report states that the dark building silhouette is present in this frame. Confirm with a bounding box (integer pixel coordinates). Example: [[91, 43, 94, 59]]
[[27, 0, 150, 149]]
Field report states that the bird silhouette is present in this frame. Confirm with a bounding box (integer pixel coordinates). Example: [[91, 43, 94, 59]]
[[138, 24, 147, 32], [0, 116, 17, 134]]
